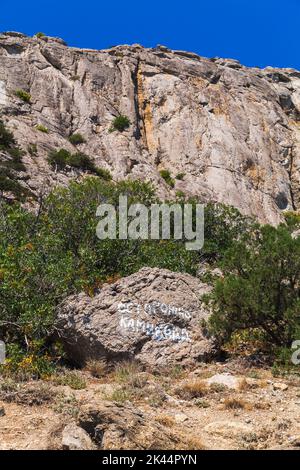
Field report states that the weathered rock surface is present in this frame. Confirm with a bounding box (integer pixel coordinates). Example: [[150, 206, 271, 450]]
[[61, 423, 96, 450], [57, 267, 214, 367], [77, 400, 181, 450], [1, 33, 300, 222], [206, 373, 244, 390]]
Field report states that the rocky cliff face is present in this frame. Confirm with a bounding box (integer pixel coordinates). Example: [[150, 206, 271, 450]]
[[1, 31, 300, 223]]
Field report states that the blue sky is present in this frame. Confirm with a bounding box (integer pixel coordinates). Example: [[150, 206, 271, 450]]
[[1, 0, 300, 69]]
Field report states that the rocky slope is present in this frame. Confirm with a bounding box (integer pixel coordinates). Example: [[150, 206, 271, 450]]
[[1, 31, 300, 222], [1, 362, 300, 450]]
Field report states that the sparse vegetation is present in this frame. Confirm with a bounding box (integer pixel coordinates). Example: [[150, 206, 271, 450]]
[[0, 120, 32, 200], [0, 379, 55, 405], [109, 115, 131, 132], [53, 393, 80, 418], [108, 388, 131, 403], [52, 371, 87, 390], [160, 169, 175, 188], [114, 361, 142, 383], [194, 398, 210, 408], [47, 148, 70, 170], [14, 89, 31, 103], [85, 359, 107, 378], [176, 172, 185, 180], [36, 124, 49, 133], [224, 397, 249, 410], [94, 167, 112, 180], [35, 32, 46, 38], [27, 143, 38, 156], [68, 133, 86, 145], [47, 148, 111, 178], [70, 75, 80, 81], [155, 414, 175, 427], [175, 380, 208, 399]]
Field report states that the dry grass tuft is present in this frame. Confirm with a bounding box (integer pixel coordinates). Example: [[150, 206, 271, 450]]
[[155, 414, 176, 427], [113, 360, 142, 383], [183, 436, 206, 450], [223, 397, 252, 410], [0, 379, 56, 405], [85, 359, 107, 378], [175, 380, 208, 399]]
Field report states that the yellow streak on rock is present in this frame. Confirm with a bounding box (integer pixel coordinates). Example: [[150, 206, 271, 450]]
[[137, 66, 157, 152]]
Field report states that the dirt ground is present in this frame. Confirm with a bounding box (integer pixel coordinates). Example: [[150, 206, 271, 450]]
[[1, 360, 300, 450]]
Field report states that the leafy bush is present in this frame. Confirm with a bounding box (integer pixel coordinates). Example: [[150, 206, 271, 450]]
[[109, 115, 131, 132], [47, 148, 112, 179], [68, 152, 95, 171], [36, 124, 48, 133], [27, 143, 38, 157], [0, 120, 16, 149], [284, 211, 300, 232], [176, 172, 186, 180], [0, 175, 258, 376], [206, 224, 300, 350], [70, 75, 80, 81], [47, 148, 70, 170], [94, 167, 112, 180], [0, 121, 31, 200], [35, 32, 46, 38], [160, 169, 175, 188], [14, 89, 31, 103], [68, 133, 86, 145], [52, 371, 86, 390]]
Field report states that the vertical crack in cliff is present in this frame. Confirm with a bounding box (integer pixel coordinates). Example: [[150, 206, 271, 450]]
[[131, 59, 142, 141], [132, 60, 156, 153], [289, 142, 298, 211]]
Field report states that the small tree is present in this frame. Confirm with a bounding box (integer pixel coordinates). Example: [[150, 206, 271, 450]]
[[207, 224, 300, 350], [47, 149, 70, 170], [35, 32, 46, 38], [0, 120, 16, 149]]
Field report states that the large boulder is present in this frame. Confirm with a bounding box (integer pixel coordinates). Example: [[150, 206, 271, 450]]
[[57, 267, 215, 368]]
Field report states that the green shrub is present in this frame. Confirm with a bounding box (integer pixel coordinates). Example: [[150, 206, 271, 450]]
[[176, 172, 185, 181], [36, 124, 48, 133], [160, 169, 175, 188], [68, 133, 86, 145], [109, 115, 131, 132], [0, 120, 16, 149], [35, 32, 46, 38], [52, 371, 86, 390], [68, 152, 94, 171], [47, 148, 111, 178], [0, 121, 30, 200], [0, 175, 258, 376], [284, 211, 300, 232], [47, 149, 70, 170], [206, 224, 300, 351], [14, 89, 31, 103], [70, 75, 80, 81], [27, 143, 38, 157], [95, 167, 112, 180]]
